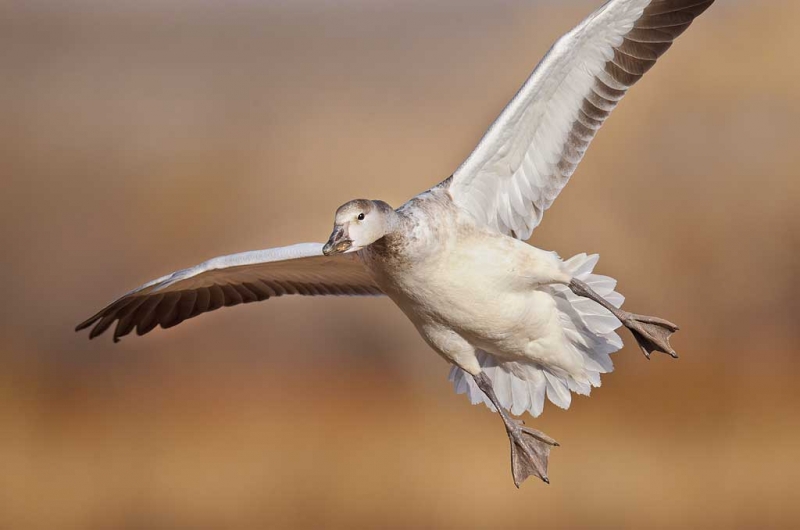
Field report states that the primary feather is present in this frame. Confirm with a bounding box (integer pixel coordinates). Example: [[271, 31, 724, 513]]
[[447, 0, 714, 239]]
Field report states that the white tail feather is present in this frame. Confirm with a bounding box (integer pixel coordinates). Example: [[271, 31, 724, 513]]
[[448, 253, 624, 417]]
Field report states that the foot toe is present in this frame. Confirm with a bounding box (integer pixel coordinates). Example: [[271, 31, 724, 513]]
[[624, 314, 679, 359], [509, 427, 555, 487], [520, 426, 559, 446]]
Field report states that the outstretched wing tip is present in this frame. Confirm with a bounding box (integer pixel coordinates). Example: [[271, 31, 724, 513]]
[[75, 314, 100, 333]]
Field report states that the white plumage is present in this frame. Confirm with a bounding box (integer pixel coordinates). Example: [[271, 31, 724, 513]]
[[77, 0, 712, 486], [448, 253, 625, 418], [450, 0, 711, 239]]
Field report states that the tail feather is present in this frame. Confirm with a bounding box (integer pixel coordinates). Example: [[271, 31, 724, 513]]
[[544, 371, 572, 410], [448, 252, 624, 418], [527, 371, 547, 417], [567, 376, 592, 397], [568, 253, 599, 277], [510, 376, 531, 416]]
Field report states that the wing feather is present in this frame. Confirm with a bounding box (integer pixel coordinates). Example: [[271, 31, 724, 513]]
[[445, 0, 714, 239], [76, 242, 383, 342]]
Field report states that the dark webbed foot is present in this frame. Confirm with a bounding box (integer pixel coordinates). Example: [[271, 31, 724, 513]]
[[569, 278, 680, 359], [473, 372, 559, 487], [621, 313, 679, 359], [508, 422, 559, 487]]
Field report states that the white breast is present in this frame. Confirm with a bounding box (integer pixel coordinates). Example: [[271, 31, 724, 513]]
[[366, 197, 573, 365]]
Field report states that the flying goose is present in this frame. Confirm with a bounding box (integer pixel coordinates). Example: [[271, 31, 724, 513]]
[[77, 0, 714, 487]]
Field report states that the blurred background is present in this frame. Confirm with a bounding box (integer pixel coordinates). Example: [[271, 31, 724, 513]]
[[2, 0, 799, 528]]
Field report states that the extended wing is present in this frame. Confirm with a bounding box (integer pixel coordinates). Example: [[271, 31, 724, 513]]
[[446, 0, 714, 239], [76, 242, 382, 342]]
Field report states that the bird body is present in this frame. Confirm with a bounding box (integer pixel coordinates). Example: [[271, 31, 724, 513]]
[[358, 185, 622, 417], [77, 0, 714, 486]]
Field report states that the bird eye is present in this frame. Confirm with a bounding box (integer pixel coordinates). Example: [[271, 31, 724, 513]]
[[357, 213, 365, 221]]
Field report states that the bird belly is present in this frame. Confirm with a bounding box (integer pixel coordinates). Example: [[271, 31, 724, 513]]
[[377, 235, 581, 375]]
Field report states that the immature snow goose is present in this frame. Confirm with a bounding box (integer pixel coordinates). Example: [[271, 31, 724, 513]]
[[77, 0, 715, 487]]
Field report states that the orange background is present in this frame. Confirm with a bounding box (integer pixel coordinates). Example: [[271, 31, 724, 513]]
[[2, 1, 799, 528]]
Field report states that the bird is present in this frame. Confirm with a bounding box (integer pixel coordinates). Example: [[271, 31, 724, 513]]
[[76, 0, 714, 487]]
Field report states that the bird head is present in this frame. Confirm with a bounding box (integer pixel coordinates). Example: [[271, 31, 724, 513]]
[[323, 199, 395, 255]]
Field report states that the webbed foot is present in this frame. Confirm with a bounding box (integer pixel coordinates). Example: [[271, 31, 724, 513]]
[[508, 422, 559, 487], [620, 312, 680, 359], [473, 372, 560, 487], [569, 278, 680, 360]]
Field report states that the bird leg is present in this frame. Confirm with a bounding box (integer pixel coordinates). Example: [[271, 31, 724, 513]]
[[569, 278, 680, 359], [473, 372, 559, 488]]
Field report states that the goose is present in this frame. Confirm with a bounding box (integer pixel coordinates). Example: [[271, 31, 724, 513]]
[[77, 0, 715, 487]]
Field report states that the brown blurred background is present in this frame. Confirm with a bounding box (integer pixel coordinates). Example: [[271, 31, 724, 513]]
[[2, 1, 799, 528]]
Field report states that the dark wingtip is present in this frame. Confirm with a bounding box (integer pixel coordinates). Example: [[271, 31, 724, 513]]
[[75, 317, 98, 333], [76, 296, 136, 341]]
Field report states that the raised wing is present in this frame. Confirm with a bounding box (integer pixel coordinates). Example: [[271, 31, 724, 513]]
[[76, 242, 383, 342], [447, 0, 714, 239]]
